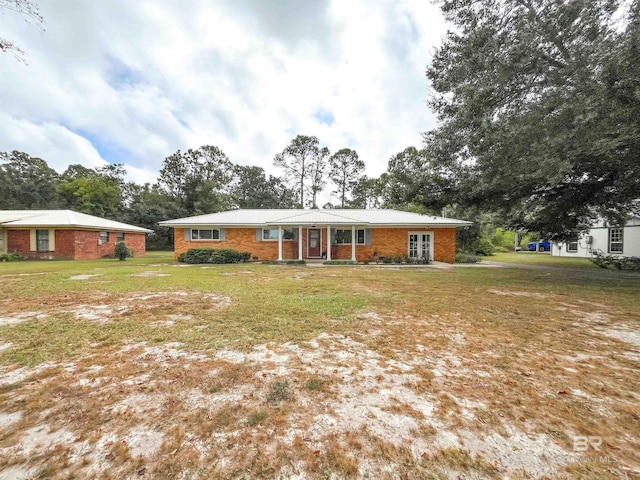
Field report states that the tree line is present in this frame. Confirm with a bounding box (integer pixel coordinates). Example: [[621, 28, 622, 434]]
[[0, 140, 426, 249]]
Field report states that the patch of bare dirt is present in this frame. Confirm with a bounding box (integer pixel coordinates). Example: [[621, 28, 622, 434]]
[[0, 291, 232, 325], [3, 327, 627, 479], [69, 274, 101, 281], [130, 271, 171, 277], [0, 311, 47, 327]]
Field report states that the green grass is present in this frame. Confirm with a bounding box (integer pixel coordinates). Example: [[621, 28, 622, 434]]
[[489, 251, 597, 268], [1, 252, 637, 367]]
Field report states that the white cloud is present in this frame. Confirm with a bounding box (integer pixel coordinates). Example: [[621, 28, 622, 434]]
[[0, 0, 448, 202]]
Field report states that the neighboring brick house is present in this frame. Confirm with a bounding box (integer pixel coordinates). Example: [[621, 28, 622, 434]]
[[159, 209, 472, 263], [0, 210, 152, 260]]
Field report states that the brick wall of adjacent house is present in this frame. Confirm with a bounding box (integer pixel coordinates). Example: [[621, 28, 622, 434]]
[[6, 229, 146, 260], [7, 230, 31, 257], [55, 230, 76, 259], [120, 233, 146, 257], [174, 227, 457, 263], [78, 231, 147, 259]]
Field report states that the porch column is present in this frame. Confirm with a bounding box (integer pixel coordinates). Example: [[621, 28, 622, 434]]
[[277, 226, 283, 261], [326, 225, 331, 261], [351, 225, 356, 262], [298, 226, 303, 260]]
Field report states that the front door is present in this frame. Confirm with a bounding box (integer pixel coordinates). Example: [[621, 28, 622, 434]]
[[308, 229, 321, 257], [408, 232, 432, 261]]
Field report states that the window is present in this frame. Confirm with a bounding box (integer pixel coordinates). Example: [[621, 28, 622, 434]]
[[116, 232, 125, 242], [567, 241, 578, 253], [0, 230, 5, 252], [99, 231, 109, 244], [334, 229, 365, 244], [36, 229, 49, 251], [191, 229, 220, 240], [262, 229, 295, 241], [609, 228, 623, 253]]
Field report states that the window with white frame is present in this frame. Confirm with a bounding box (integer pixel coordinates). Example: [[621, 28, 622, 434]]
[[567, 241, 578, 252], [191, 229, 220, 240], [609, 228, 623, 253], [334, 229, 365, 245], [116, 232, 125, 242], [99, 231, 109, 244], [36, 229, 49, 251], [262, 228, 295, 241]]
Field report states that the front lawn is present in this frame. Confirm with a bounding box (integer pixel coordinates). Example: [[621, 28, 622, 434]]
[[0, 256, 638, 478], [489, 251, 597, 268]]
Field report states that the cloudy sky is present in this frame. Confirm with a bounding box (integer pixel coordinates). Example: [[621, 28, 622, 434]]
[[0, 0, 448, 200]]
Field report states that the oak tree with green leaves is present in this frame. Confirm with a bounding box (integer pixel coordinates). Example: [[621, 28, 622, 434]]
[[158, 145, 232, 215], [426, 0, 640, 240], [0, 150, 59, 209]]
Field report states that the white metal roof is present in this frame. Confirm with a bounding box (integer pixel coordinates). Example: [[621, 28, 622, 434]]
[[0, 210, 153, 233], [159, 209, 472, 228]]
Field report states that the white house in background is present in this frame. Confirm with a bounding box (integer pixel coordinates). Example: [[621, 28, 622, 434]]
[[551, 215, 640, 258]]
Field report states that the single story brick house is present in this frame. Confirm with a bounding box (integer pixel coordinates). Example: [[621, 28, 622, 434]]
[[159, 209, 472, 263], [0, 210, 152, 260]]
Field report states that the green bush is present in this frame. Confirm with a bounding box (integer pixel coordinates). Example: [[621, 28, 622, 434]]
[[178, 248, 250, 264], [0, 252, 26, 262], [323, 260, 356, 265], [591, 253, 640, 271], [455, 253, 482, 264], [114, 241, 133, 261], [475, 239, 495, 256], [392, 255, 403, 264], [381, 256, 393, 264]]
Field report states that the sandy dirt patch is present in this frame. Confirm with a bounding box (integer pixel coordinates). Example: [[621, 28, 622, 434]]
[[69, 274, 102, 281], [130, 271, 171, 277], [0, 290, 232, 325], [2, 326, 626, 479], [0, 311, 47, 326]]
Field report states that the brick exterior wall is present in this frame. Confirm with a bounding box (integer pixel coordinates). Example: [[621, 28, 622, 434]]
[[7, 230, 31, 257], [174, 226, 457, 263], [6, 229, 146, 260], [55, 230, 76, 259], [121, 233, 146, 257]]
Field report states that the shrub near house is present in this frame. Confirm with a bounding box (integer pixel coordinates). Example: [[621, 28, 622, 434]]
[[178, 248, 251, 264]]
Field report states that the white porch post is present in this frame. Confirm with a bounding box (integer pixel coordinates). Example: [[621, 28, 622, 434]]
[[277, 226, 283, 261], [298, 226, 303, 260], [326, 225, 331, 261], [351, 225, 356, 262]]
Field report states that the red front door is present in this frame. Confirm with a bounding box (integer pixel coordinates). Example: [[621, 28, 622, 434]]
[[308, 229, 321, 257]]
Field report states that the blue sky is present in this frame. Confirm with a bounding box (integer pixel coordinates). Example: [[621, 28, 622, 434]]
[[0, 0, 448, 201]]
